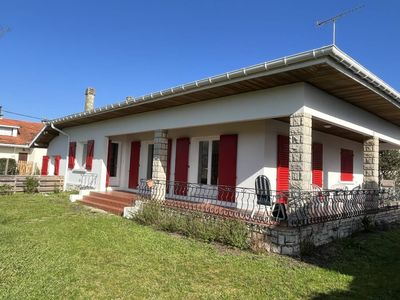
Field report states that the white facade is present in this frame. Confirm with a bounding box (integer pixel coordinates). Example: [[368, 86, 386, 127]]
[[46, 83, 400, 192]]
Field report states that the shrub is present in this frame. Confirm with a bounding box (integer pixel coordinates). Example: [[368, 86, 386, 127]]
[[24, 176, 39, 193], [0, 158, 17, 175], [219, 219, 249, 249], [300, 236, 317, 257], [362, 215, 374, 232], [53, 185, 61, 194], [133, 202, 250, 249], [0, 184, 13, 195], [134, 202, 162, 225]]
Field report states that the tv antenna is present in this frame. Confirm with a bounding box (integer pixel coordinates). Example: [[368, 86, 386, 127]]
[[316, 5, 364, 45]]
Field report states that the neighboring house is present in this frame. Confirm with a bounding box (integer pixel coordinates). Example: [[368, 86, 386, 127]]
[[0, 118, 47, 174], [34, 45, 400, 201]]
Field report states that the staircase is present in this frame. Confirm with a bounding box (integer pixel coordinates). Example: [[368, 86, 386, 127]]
[[79, 191, 137, 215]]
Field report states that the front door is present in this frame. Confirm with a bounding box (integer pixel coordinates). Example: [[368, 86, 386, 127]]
[[107, 141, 121, 187]]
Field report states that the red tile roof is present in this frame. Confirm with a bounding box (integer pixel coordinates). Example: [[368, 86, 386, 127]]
[[0, 119, 44, 146]]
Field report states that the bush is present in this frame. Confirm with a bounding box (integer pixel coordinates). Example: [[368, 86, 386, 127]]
[[300, 236, 317, 257], [134, 202, 250, 249], [24, 176, 39, 193], [0, 158, 17, 175], [0, 184, 13, 195], [362, 215, 374, 232]]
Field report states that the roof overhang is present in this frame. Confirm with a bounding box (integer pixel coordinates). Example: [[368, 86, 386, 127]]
[[37, 45, 400, 144]]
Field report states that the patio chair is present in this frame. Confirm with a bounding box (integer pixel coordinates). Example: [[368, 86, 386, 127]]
[[255, 175, 271, 206]]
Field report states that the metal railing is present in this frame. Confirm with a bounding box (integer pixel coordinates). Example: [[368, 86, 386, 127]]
[[137, 179, 400, 226], [138, 179, 288, 224], [288, 189, 400, 226]]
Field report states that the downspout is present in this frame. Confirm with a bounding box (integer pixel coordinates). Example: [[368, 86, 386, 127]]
[[50, 123, 70, 191]]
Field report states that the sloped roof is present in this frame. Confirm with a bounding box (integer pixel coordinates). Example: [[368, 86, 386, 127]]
[[48, 45, 400, 128], [0, 118, 44, 147]]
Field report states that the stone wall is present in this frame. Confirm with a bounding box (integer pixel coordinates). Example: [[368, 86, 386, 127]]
[[250, 208, 400, 256]]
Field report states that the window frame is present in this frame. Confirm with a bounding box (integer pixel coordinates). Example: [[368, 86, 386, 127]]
[[193, 136, 219, 186]]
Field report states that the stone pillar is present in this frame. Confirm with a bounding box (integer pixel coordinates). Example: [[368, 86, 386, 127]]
[[289, 112, 312, 192], [363, 136, 379, 189], [152, 129, 168, 200]]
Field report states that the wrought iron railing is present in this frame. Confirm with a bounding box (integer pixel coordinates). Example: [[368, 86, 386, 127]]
[[288, 189, 400, 226], [138, 179, 288, 224], [137, 179, 400, 226]]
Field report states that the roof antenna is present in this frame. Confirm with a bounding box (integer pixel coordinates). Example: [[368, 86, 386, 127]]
[[316, 5, 364, 45]]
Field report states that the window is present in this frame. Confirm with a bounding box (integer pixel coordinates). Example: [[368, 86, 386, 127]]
[[341, 149, 353, 182], [75, 142, 88, 169], [197, 139, 219, 185], [109, 142, 119, 177], [146, 144, 154, 179]]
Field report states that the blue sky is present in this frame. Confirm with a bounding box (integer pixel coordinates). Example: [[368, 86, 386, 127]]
[[0, 0, 399, 121]]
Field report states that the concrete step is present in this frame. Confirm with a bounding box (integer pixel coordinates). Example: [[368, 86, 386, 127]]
[[79, 199, 123, 215], [90, 191, 136, 204], [82, 195, 130, 209]]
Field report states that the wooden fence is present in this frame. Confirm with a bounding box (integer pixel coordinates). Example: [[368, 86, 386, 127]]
[[0, 176, 64, 193], [17, 161, 35, 175]]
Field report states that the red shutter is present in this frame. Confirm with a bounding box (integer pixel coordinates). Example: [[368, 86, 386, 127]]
[[54, 155, 61, 176], [174, 137, 190, 195], [68, 142, 76, 169], [276, 135, 289, 203], [341, 149, 353, 181], [128, 141, 141, 189], [312, 143, 323, 188], [106, 141, 113, 188], [85, 140, 95, 171], [166, 139, 172, 193], [218, 134, 238, 202], [41, 156, 49, 176]]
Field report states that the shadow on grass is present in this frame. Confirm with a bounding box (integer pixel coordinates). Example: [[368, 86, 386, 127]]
[[301, 225, 400, 300]]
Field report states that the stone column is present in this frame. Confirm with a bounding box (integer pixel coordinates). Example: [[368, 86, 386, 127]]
[[289, 112, 312, 192], [152, 129, 168, 200], [363, 136, 379, 189]]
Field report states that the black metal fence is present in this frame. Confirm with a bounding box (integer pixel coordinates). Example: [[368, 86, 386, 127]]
[[138, 179, 287, 224], [137, 179, 400, 226]]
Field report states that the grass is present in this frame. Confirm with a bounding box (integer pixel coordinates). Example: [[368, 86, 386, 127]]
[[0, 194, 399, 299]]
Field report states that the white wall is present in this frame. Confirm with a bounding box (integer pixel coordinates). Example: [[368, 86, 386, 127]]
[[107, 119, 363, 193], [304, 84, 400, 145]]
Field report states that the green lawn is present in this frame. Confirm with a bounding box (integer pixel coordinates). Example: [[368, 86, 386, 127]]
[[0, 194, 399, 299]]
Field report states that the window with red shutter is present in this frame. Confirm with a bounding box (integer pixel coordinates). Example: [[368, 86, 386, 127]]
[[54, 155, 61, 176], [68, 142, 76, 169], [128, 141, 141, 189], [276, 135, 289, 202], [166, 139, 172, 193], [341, 149, 354, 181], [41, 156, 49, 176], [85, 140, 95, 171], [312, 143, 323, 187], [174, 138, 190, 195], [217, 134, 237, 202]]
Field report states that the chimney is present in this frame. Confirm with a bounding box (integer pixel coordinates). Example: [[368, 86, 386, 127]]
[[84, 87, 96, 112]]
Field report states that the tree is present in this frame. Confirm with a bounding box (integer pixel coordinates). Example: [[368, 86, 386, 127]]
[[379, 150, 400, 184]]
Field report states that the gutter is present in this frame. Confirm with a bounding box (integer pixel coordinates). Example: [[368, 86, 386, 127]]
[[0, 143, 29, 148], [50, 123, 70, 191]]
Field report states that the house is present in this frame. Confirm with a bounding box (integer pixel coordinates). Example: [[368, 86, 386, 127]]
[[34, 45, 400, 215], [0, 117, 47, 174]]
